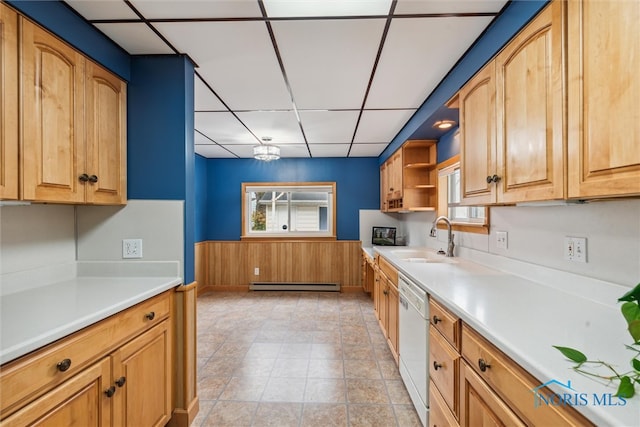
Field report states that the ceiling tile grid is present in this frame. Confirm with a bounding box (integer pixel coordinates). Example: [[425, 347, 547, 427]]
[[64, 0, 505, 159]]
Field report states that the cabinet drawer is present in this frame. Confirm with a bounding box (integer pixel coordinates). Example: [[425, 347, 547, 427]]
[[429, 298, 460, 350], [429, 380, 459, 427], [461, 325, 593, 426], [0, 291, 171, 418], [429, 327, 459, 417], [377, 256, 398, 285]]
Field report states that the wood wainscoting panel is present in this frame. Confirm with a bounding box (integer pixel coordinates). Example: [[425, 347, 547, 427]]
[[199, 241, 363, 292]]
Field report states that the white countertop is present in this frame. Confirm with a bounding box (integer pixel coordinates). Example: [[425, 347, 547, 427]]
[[0, 273, 181, 365], [370, 246, 639, 427]]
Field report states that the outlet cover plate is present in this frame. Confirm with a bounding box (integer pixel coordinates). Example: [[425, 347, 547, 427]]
[[123, 239, 143, 259], [496, 231, 508, 249]]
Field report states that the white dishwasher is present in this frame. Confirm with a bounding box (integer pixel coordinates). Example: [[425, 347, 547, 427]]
[[398, 273, 429, 427]]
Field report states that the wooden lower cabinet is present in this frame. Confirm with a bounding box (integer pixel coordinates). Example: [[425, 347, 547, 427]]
[[0, 292, 175, 426], [2, 357, 112, 427], [459, 361, 525, 427], [429, 380, 459, 427], [373, 255, 399, 364], [112, 321, 172, 427]]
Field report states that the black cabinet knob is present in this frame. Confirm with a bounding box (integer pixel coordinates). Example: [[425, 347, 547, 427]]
[[433, 361, 443, 371], [432, 315, 441, 324], [478, 358, 491, 372], [115, 376, 126, 387], [144, 311, 155, 321], [56, 358, 72, 372], [486, 175, 493, 184], [88, 175, 98, 183], [79, 174, 89, 183], [491, 174, 501, 183], [104, 386, 116, 398]]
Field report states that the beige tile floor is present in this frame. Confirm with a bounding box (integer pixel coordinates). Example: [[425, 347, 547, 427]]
[[193, 291, 422, 427]]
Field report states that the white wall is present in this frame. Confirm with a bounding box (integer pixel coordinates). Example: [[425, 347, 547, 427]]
[[0, 204, 76, 275], [422, 199, 640, 287], [76, 200, 184, 276]]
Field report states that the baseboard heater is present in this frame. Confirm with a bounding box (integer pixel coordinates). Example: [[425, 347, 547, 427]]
[[249, 282, 341, 292]]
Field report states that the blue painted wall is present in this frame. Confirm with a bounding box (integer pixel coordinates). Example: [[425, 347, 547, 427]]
[[195, 154, 208, 243], [436, 127, 460, 163], [7, 0, 130, 80], [128, 55, 196, 283], [382, 0, 549, 163], [204, 158, 380, 241]]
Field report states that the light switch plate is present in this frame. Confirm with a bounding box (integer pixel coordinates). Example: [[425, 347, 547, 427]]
[[123, 239, 143, 259], [564, 236, 587, 263], [496, 231, 508, 249]]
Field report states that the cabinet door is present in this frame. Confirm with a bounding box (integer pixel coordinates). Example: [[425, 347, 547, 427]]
[[389, 151, 403, 200], [1, 358, 112, 427], [495, 1, 564, 203], [112, 320, 172, 427], [459, 361, 525, 427], [0, 4, 18, 200], [459, 61, 496, 205], [387, 282, 399, 361], [85, 60, 127, 205], [378, 277, 389, 334], [567, 0, 640, 198], [380, 162, 388, 211], [21, 18, 86, 203]]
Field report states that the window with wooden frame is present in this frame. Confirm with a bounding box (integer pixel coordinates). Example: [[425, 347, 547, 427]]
[[437, 154, 489, 234], [242, 182, 337, 239]]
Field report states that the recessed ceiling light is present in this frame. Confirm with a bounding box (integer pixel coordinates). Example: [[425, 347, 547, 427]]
[[432, 120, 457, 130]]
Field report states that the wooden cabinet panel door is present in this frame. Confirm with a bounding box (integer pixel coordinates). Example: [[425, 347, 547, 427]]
[[0, 4, 18, 200], [21, 18, 85, 203], [112, 321, 172, 427], [459, 362, 525, 427], [380, 162, 388, 211], [387, 282, 399, 360], [85, 60, 127, 205], [459, 62, 496, 205], [495, 1, 564, 203], [389, 151, 403, 200], [567, 0, 640, 198], [1, 358, 111, 427]]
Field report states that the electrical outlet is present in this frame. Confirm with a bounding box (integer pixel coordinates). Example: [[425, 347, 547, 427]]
[[564, 237, 587, 263], [254, 267, 260, 276], [496, 231, 508, 249], [122, 239, 143, 259]]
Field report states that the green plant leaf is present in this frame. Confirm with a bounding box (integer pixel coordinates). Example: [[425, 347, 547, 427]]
[[619, 283, 640, 302], [632, 358, 640, 372], [621, 302, 640, 324], [629, 320, 640, 343], [553, 346, 587, 364], [615, 376, 635, 398]]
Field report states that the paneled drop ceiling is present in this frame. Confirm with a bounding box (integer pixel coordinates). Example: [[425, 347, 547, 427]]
[[65, 0, 508, 158]]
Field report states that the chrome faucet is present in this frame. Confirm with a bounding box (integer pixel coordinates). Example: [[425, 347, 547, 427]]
[[433, 216, 455, 257]]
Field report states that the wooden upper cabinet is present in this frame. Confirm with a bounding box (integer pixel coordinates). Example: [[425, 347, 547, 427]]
[[21, 18, 86, 203], [20, 17, 126, 204], [380, 162, 388, 212], [0, 4, 18, 200], [459, 61, 496, 205], [495, 1, 564, 203], [85, 60, 127, 204], [567, 0, 640, 198]]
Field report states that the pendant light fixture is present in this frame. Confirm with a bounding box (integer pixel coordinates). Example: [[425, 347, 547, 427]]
[[254, 137, 280, 161]]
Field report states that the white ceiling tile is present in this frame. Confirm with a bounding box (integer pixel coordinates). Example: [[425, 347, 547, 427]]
[[298, 110, 360, 144], [309, 144, 350, 157], [354, 109, 416, 143], [264, 0, 392, 17], [236, 111, 304, 144], [156, 21, 293, 110], [195, 145, 237, 158], [366, 16, 492, 109], [349, 143, 388, 157], [195, 112, 258, 145], [194, 131, 215, 145], [272, 19, 386, 109], [395, 0, 507, 14], [65, 0, 139, 20], [279, 144, 312, 158], [130, 0, 262, 19], [94, 23, 174, 55], [195, 77, 227, 111]]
